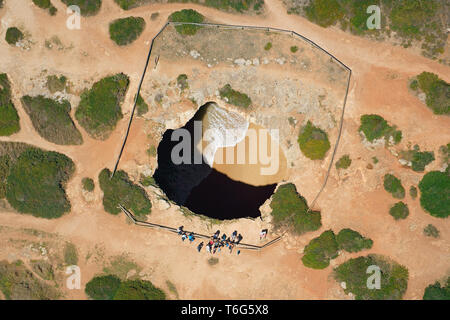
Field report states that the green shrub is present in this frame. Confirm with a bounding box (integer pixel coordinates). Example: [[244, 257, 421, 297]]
[[270, 183, 321, 235], [113, 279, 165, 300], [99, 168, 152, 217], [139, 174, 156, 187], [219, 84, 252, 109], [147, 145, 157, 157], [264, 42, 272, 50], [21, 95, 83, 145], [30, 260, 54, 280], [335, 154, 351, 169], [298, 121, 330, 160], [334, 254, 409, 300], [416, 72, 449, 115], [423, 278, 450, 300], [82, 177, 95, 192], [423, 224, 439, 238], [336, 228, 373, 253], [302, 230, 339, 269], [169, 9, 204, 36], [6, 147, 75, 219], [208, 257, 219, 266], [177, 74, 189, 91], [359, 114, 402, 144], [372, 156, 378, 164], [32, 0, 57, 15], [409, 79, 419, 91], [109, 16, 146, 46], [63, 242, 78, 265], [0, 74, 20, 136], [61, 0, 101, 16], [46, 75, 67, 93], [389, 202, 409, 220], [135, 94, 148, 116], [304, 0, 344, 27], [383, 174, 405, 199], [399, 145, 435, 172], [409, 186, 417, 199], [290, 45, 298, 53], [418, 171, 450, 218], [75, 73, 129, 140], [5, 27, 24, 45], [85, 275, 121, 300], [0, 155, 11, 198]]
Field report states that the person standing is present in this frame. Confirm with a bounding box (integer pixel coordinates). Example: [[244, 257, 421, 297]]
[[231, 230, 237, 241], [260, 229, 268, 240], [197, 242, 204, 252]]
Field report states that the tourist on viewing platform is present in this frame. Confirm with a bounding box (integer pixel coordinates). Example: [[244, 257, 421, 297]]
[[260, 229, 268, 240], [221, 234, 227, 241], [181, 233, 187, 241], [213, 230, 220, 240], [188, 232, 195, 242], [231, 230, 238, 241], [177, 226, 184, 235], [237, 234, 243, 244], [229, 243, 235, 254], [197, 242, 204, 252], [206, 243, 211, 253]]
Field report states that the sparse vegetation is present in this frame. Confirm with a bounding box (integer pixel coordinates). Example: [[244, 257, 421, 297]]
[[399, 145, 435, 172], [418, 171, 449, 218], [0, 155, 11, 198], [0, 260, 59, 299], [302, 230, 339, 269], [135, 94, 148, 116], [139, 174, 156, 187], [208, 257, 219, 266], [82, 177, 95, 192], [423, 224, 439, 238], [32, 0, 57, 15], [270, 183, 321, 235], [61, 0, 102, 16], [75, 73, 129, 140], [30, 260, 54, 280], [335, 154, 351, 169], [147, 145, 157, 157], [169, 9, 204, 36], [359, 114, 402, 145], [423, 277, 450, 300], [290, 45, 298, 53], [21, 95, 83, 145], [389, 202, 409, 220], [0, 73, 20, 136], [409, 186, 417, 199], [99, 168, 152, 217], [219, 84, 252, 109], [177, 74, 189, 91], [334, 254, 409, 300], [336, 228, 373, 253], [5, 27, 24, 45], [63, 242, 78, 265], [298, 121, 330, 160], [383, 174, 405, 199], [412, 72, 449, 115], [46, 75, 67, 93], [264, 42, 272, 50], [109, 16, 146, 46], [5, 146, 75, 219], [150, 12, 159, 20]]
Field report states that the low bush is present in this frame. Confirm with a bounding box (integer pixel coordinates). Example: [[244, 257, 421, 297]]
[[61, 0, 102, 16], [109, 16, 146, 46], [219, 84, 252, 109], [113, 279, 166, 300], [21, 95, 83, 145], [290, 45, 298, 53], [46, 75, 67, 93], [82, 177, 95, 192], [32, 0, 57, 15], [0, 155, 11, 198], [270, 183, 321, 235], [30, 260, 54, 280], [336, 228, 373, 253], [63, 242, 78, 265], [399, 145, 434, 172], [423, 224, 439, 238], [177, 74, 189, 91], [99, 168, 152, 217], [359, 114, 402, 145], [334, 254, 409, 300], [423, 278, 450, 300], [418, 171, 449, 218], [409, 186, 417, 199], [389, 202, 409, 220], [302, 230, 339, 269], [139, 174, 156, 187], [304, 0, 344, 27], [335, 154, 351, 169], [5, 27, 24, 45], [298, 121, 330, 160], [0, 73, 20, 136], [169, 9, 204, 36], [383, 174, 405, 199], [75, 73, 129, 140], [5, 147, 75, 219], [85, 275, 122, 300], [135, 94, 148, 116], [264, 42, 272, 50], [415, 72, 449, 115]]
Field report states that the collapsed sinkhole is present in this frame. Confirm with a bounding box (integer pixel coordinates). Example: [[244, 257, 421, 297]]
[[153, 102, 285, 220]]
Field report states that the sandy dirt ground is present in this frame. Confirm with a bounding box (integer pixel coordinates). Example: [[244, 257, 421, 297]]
[[0, 0, 449, 300]]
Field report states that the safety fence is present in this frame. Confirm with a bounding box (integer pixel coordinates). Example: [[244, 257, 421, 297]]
[[119, 204, 283, 251]]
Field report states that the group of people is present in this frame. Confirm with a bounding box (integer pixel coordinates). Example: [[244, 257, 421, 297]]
[[177, 226, 269, 255]]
